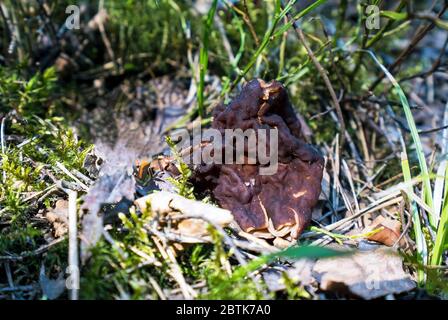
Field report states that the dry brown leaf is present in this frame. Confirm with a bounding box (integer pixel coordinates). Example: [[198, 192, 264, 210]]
[[46, 200, 69, 238], [177, 219, 209, 238], [273, 237, 292, 249], [363, 215, 403, 247], [313, 247, 415, 299], [263, 259, 315, 292]]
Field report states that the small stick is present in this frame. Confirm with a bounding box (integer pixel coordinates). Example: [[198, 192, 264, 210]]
[[56, 162, 89, 191], [148, 276, 167, 300], [326, 196, 404, 232], [237, 231, 279, 253], [151, 235, 196, 299], [0, 238, 65, 262], [231, 1, 260, 46], [1, 116, 6, 182], [4, 262, 16, 299], [68, 190, 79, 300], [283, 5, 346, 148]]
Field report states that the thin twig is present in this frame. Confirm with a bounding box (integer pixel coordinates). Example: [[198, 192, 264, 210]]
[[68, 190, 79, 300], [231, 1, 260, 46], [369, 3, 448, 92], [0, 238, 65, 262], [1, 116, 6, 183], [4, 262, 16, 299], [284, 5, 346, 148], [151, 233, 196, 299], [56, 162, 89, 191]]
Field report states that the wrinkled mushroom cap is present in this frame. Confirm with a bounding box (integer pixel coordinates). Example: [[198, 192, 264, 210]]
[[195, 79, 324, 239]]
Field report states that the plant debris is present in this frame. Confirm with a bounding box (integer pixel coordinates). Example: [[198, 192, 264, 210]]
[[135, 191, 233, 240], [45, 200, 69, 238], [313, 247, 416, 299], [363, 215, 405, 247]]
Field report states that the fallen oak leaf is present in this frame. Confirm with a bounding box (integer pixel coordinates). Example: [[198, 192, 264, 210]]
[[363, 215, 405, 247]]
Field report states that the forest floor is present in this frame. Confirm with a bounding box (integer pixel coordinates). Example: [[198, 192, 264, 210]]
[[0, 0, 447, 300]]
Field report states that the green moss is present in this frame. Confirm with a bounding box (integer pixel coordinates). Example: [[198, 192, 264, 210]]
[[0, 67, 92, 298]]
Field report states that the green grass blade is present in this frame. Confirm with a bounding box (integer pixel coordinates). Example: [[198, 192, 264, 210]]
[[232, 245, 348, 280], [363, 49, 435, 230], [197, 0, 218, 118], [431, 102, 448, 265], [431, 172, 448, 265], [227, 0, 327, 93], [273, 0, 328, 38], [401, 152, 427, 284], [433, 160, 447, 224], [270, 244, 349, 260], [228, 0, 286, 91]]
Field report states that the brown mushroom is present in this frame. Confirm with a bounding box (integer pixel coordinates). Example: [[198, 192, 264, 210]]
[[193, 79, 324, 239]]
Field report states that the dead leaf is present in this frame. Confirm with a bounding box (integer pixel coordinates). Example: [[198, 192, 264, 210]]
[[177, 219, 209, 238], [81, 171, 135, 263], [273, 237, 292, 249], [135, 191, 233, 242], [135, 170, 177, 196], [286, 259, 316, 287], [45, 200, 69, 238], [313, 247, 416, 299], [80, 143, 137, 263], [262, 270, 286, 292], [364, 215, 403, 247]]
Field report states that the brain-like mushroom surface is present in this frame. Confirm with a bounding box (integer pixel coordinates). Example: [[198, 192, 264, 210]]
[[194, 79, 324, 239]]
